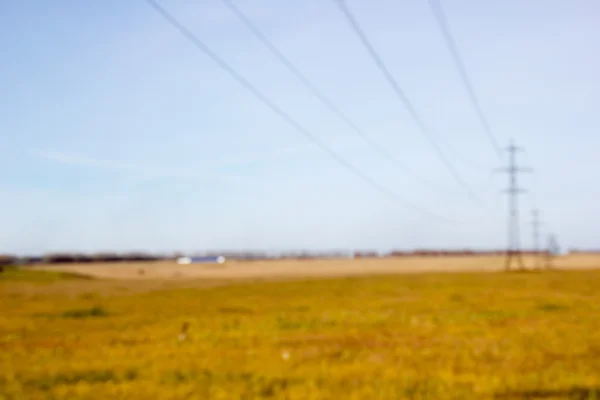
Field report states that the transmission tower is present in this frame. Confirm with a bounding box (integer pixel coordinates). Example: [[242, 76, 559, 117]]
[[495, 139, 532, 271], [545, 234, 559, 269], [532, 209, 542, 269]]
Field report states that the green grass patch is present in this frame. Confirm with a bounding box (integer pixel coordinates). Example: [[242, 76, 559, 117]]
[[33, 306, 110, 320], [24, 368, 138, 391], [60, 306, 109, 319], [536, 302, 570, 312], [0, 267, 93, 282]]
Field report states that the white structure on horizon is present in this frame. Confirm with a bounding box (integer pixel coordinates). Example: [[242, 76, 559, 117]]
[[176, 256, 226, 265]]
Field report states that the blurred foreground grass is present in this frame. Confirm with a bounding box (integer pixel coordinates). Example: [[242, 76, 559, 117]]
[[1, 268, 600, 399]]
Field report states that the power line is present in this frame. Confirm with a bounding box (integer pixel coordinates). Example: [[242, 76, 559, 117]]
[[332, 0, 481, 205], [428, 0, 503, 157], [495, 139, 532, 271], [145, 0, 451, 222], [221, 0, 451, 195]]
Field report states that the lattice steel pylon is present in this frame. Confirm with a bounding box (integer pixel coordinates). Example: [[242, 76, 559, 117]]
[[545, 234, 560, 269], [495, 139, 532, 271], [532, 209, 542, 269]]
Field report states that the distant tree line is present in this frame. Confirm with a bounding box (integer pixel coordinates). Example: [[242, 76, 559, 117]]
[[0, 255, 17, 265], [0, 254, 17, 272], [0, 248, 557, 271], [384, 249, 549, 257], [568, 249, 600, 255], [0, 252, 166, 267]]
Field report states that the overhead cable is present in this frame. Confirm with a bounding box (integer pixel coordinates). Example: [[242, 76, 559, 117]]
[[222, 0, 452, 195], [333, 0, 481, 204], [428, 0, 503, 156], [145, 0, 453, 222]]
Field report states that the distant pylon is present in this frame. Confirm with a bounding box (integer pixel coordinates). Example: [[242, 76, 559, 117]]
[[532, 209, 542, 269], [495, 139, 532, 271], [545, 234, 559, 269]]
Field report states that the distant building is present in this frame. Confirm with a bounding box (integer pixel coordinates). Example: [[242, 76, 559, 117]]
[[176, 256, 226, 265]]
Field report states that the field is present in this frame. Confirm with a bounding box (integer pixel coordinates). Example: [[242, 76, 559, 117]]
[[24, 254, 600, 281], [2, 256, 600, 399]]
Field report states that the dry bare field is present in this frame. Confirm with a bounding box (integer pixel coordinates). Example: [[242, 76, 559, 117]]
[[28, 254, 600, 282]]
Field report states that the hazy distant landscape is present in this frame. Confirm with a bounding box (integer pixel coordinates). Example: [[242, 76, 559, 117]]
[[21, 253, 600, 281]]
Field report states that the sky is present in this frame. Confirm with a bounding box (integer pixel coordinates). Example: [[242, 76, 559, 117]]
[[1, 0, 599, 255]]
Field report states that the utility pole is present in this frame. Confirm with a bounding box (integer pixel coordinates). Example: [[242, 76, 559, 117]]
[[495, 139, 532, 271], [532, 209, 542, 269]]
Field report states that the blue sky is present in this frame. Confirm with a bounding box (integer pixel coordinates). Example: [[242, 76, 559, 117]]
[[1, 0, 598, 255]]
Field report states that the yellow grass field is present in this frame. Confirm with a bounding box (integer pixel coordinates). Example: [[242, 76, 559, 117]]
[[2, 256, 600, 399]]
